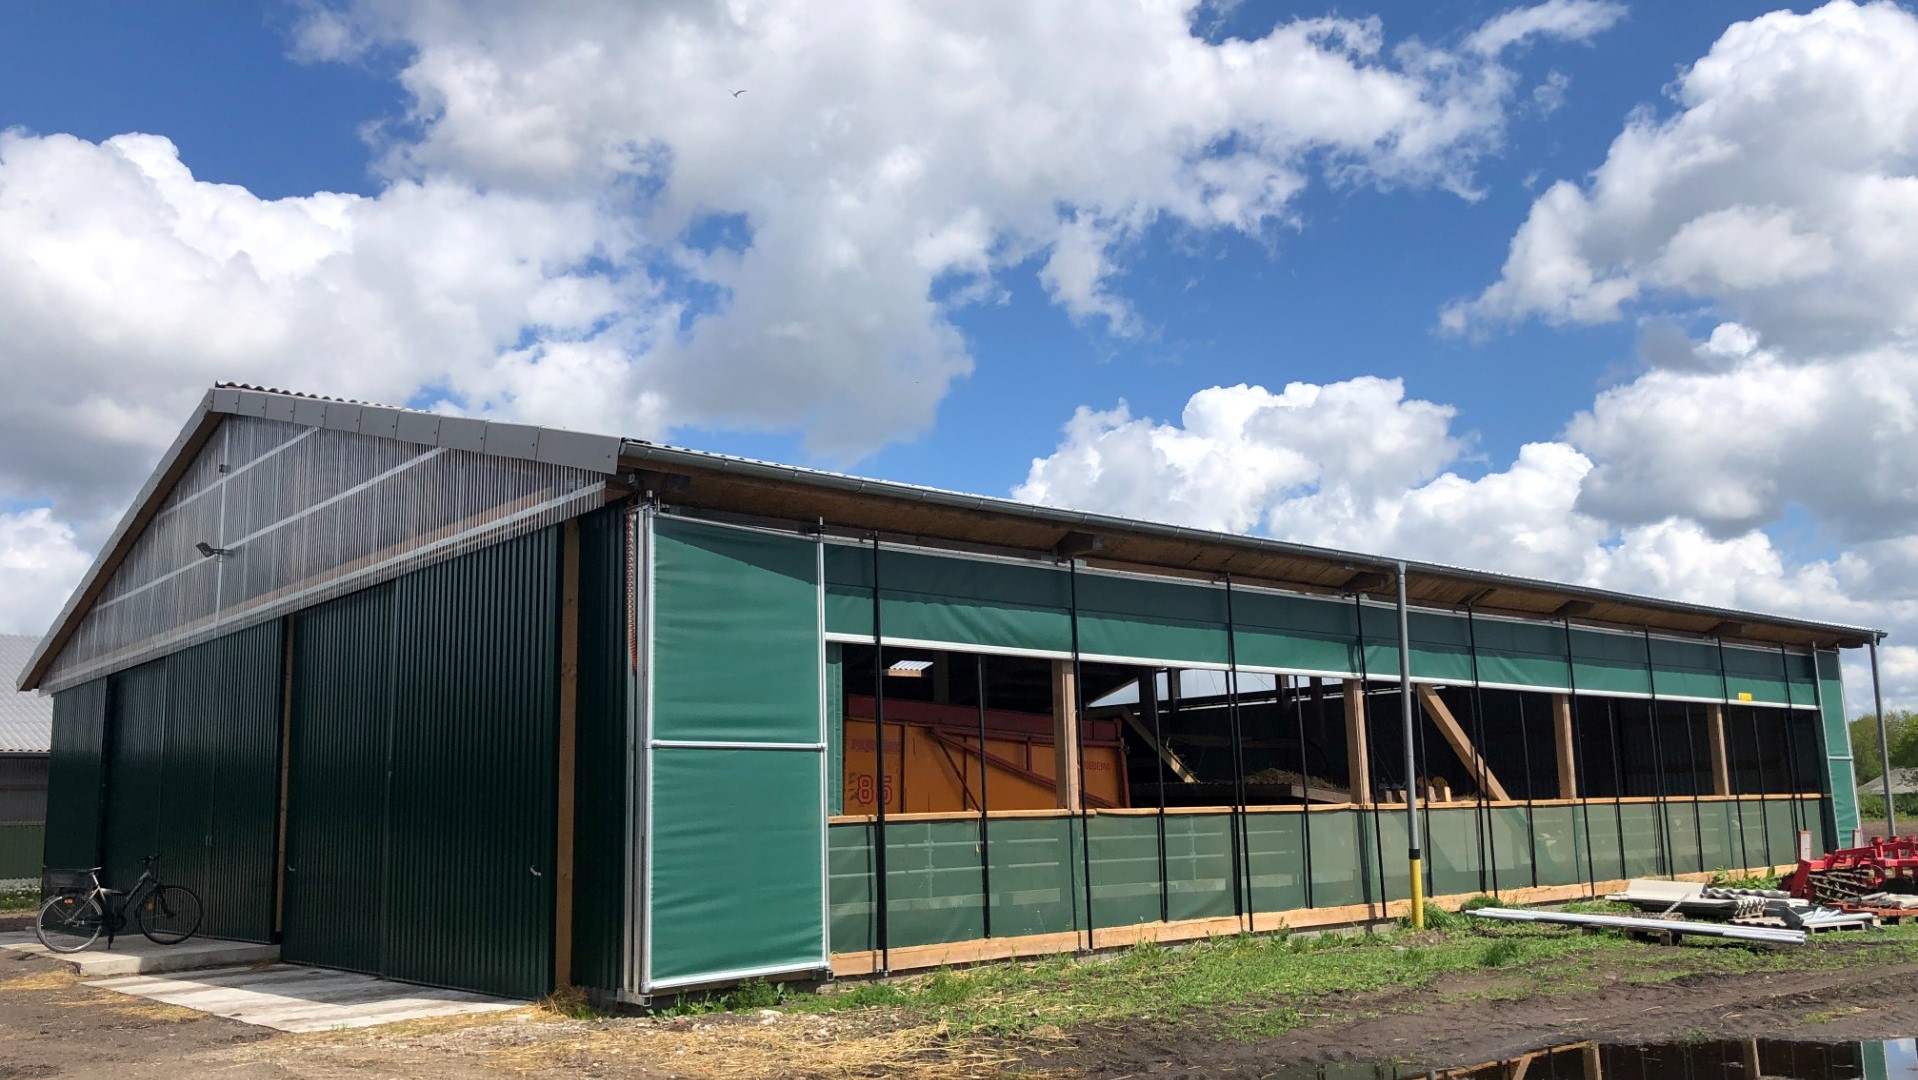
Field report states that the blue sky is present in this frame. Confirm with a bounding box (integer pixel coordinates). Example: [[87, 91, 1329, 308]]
[[3, 0, 1917, 708], [0, 0, 1753, 492]]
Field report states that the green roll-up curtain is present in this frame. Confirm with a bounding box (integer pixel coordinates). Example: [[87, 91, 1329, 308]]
[[648, 516, 827, 989], [1232, 589, 1361, 675], [1075, 572, 1228, 665], [1721, 643, 1793, 706], [1470, 618, 1572, 690], [823, 542, 1072, 653], [1570, 628, 1652, 696], [1649, 636, 1724, 700], [1815, 649, 1859, 844]]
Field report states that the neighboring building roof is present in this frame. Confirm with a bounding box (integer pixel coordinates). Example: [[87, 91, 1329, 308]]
[[1860, 768, 1918, 799], [0, 636, 53, 752], [17, 383, 1884, 691]]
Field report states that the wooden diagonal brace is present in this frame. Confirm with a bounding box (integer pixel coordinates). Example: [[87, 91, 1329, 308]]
[[1415, 684, 1512, 802]]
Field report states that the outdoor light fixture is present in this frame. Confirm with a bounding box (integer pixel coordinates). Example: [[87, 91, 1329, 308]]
[[194, 541, 234, 559]]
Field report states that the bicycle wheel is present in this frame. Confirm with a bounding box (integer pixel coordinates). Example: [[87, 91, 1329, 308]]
[[36, 893, 104, 953], [136, 885, 202, 945]]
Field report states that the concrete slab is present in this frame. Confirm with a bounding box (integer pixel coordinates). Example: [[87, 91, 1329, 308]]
[[86, 964, 523, 1032], [0, 930, 279, 976]]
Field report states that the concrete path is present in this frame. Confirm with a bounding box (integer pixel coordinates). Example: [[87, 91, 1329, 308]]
[[85, 964, 523, 1032], [0, 930, 278, 976]]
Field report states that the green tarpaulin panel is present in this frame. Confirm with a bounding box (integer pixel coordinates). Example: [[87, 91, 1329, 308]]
[[1650, 638, 1725, 701], [885, 820, 985, 949], [650, 749, 824, 983], [1405, 612, 1475, 684], [1665, 801, 1704, 875], [1427, 808, 1480, 898], [43, 680, 109, 874], [1307, 810, 1369, 907], [1243, 812, 1308, 914], [1815, 650, 1858, 843], [655, 520, 821, 744], [1484, 806, 1534, 893], [285, 584, 393, 977], [1370, 812, 1413, 903], [1737, 801, 1771, 870], [1721, 643, 1794, 706], [1570, 629, 1651, 696], [1164, 813, 1235, 922], [1076, 574, 1227, 665], [1089, 814, 1166, 927], [649, 517, 826, 988], [827, 823, 876, 955], [1619, 803, 1663, 877], [1698, 801, 1739, 873], [987, 815, 1081, 937], [1233, 591, 1361, 676], [823, 543, 1072, 654], [1764, 799, 1798, 867], [1530, 805, 1582, 887], [1471, 620, 1572, 691], [1581, 805, 1627, 883]]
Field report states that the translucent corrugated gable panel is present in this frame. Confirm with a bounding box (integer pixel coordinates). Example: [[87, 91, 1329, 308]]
[[45, 416, 603, 691]]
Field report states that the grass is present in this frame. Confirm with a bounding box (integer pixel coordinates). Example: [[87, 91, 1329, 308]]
[[649, 919, 1918, 1044], [0, 887, 39, 913]]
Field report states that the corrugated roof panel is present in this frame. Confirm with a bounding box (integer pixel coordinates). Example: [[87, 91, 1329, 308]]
[[0, 636, 52, 752]]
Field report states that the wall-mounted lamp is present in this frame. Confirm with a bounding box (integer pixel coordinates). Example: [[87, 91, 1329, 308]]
[[195, 541, 234, 559]]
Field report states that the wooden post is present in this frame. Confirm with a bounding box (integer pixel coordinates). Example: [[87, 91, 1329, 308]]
[[1707, 703, 1732, 796], [1416, 685, 1512, 802], [1343, 679, 1371, 805], [1053, 660, 1082, 811], [1552, 694, 1578, 801], [555, 518, 580, 989]]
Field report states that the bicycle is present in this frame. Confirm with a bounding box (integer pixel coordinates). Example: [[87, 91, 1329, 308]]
[[35, 856, 203, 954]]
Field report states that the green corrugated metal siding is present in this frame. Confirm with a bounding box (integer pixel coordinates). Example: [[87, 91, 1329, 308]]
[[156, 622, 284, 943], [572, 504, 629, 992], [102, 661, 168, 892], [0, 823, 45, 880], [385, 529, 559, 999], [43, 680, 109, 872], [648, 517, 825, 987], [284, 584, 393, 976]]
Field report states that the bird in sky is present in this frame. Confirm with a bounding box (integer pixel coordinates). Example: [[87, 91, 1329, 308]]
[[731, 89, 746, 97]]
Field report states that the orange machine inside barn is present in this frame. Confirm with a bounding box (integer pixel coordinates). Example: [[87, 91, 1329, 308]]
[[840, 696, 1128, 814]]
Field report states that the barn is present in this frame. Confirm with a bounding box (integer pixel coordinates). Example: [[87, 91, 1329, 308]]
[[15, 384, 1876, 1002]]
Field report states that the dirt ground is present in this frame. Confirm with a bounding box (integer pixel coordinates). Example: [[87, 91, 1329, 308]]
[[2, 945, 1915, 1079]]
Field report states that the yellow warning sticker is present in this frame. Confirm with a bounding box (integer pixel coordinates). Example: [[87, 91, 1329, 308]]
[[1736, 691, 1753, 701]]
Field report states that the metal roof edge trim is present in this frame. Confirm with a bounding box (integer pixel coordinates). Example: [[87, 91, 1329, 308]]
[[615, 438, 1881, 647]]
